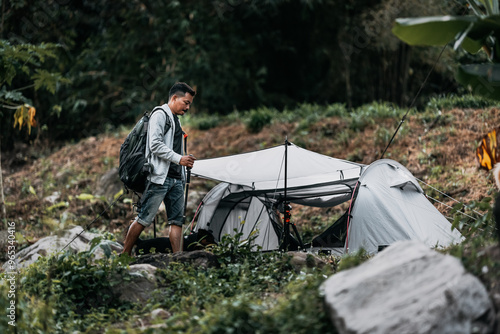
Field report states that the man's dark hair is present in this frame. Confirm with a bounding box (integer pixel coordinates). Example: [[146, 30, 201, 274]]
[[169, 82, 196, 100]]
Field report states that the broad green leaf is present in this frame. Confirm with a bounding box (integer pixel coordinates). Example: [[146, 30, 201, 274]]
[[467, 15, 500, 40], [461, 37, 484, 54], [456, 63, 500, 100], [453, 23, 476, 51], [392, 16, 479, 46]]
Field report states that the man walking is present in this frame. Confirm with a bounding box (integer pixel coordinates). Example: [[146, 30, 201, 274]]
[[122, 82, 196, 255]]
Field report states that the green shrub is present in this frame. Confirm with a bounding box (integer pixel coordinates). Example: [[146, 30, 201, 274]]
[[149, 232, 297, 314], [355, 101, 405, 119], [446, 198, 499, 299], [264, 272, 337, 334], [299, 215, 340, 243], [374, 126, 393, 148], [13, 238, 135, 332], [245, 108, 275, 133], [450, 196, 496, 239], [334, 129, 352, 146], [324, 103, 348, 117], [168, 271, 337, 334], [0, 282, 57, 334], [190, 113, 222, 130], [426, 94, 497, 112], [337, 248, 371, 272]]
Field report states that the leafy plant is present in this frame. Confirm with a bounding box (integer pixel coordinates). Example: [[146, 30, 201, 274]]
[[446, 196, 499, 299], [15, 240, 134, 332], [337, 248, 371, 272], [451, 195, 496, 238], [0, 40, 69, 220], [163, 266, 336, 334], [392, 0, 500, 100], [426, 94, 497, 111], [186, 113, 223, 130], [245, 108, 275, 133]]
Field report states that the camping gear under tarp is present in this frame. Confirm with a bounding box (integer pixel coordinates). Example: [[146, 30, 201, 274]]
[[194, 182, 284, 251], [192, 143, 463, 253]]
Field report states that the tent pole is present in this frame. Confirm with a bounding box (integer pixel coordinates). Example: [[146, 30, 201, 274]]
[[282, 138, 305, 251], [282, 138, 291, 250]]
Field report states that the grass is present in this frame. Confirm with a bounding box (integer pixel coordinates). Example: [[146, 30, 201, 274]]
[[184, 101, 408, 134], [426, 94, 498, 112]]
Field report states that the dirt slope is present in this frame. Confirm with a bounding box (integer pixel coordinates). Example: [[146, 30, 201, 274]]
[[2, 107, 499, 242]]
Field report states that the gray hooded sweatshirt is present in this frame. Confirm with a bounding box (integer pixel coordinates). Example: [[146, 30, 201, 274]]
[[146, 104, 185, 185]]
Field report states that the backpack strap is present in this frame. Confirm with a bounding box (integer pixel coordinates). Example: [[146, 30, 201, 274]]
[[150, 107, 171, 135]]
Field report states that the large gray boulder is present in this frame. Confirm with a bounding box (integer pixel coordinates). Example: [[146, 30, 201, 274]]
[[1, 226, 123, 270], [287, 251, 327, 272], [94, 167, 122, 202], [112, 264, 158, 303], [321, 241, 494, 334]]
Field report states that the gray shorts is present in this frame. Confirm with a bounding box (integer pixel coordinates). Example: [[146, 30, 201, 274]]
[[137, 177, 184, 227]]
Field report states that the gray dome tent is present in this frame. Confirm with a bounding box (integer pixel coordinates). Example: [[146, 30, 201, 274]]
[[344, 159, 463, 253], [191, 143, 463, 253], [311, 159, 464, 254]]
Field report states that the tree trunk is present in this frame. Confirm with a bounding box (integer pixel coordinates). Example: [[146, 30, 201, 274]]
[[344, 56, 352, 109], [400, 44, 412, 107], [1, 0, 5, 39], [0, 136, 6, 221]]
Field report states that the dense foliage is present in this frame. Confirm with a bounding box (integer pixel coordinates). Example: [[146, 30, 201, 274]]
[[0, 233, 337, 333], [1, 0, 467, 148]]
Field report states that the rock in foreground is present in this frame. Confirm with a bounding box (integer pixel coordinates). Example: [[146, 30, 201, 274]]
[[321, 241, 494, 334]]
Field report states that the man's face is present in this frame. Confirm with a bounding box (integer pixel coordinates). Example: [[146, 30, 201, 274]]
[[170, 93, 194, 116]]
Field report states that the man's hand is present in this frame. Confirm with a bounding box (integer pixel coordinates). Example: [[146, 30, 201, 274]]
[[179, 155, 196, 168]]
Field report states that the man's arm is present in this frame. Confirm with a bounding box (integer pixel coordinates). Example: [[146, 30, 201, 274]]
[[179, 155, 195, 168]]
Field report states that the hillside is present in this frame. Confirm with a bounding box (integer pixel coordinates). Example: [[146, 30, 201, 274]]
[[2, 104, 499, 243], [1, 101, 500, 333]]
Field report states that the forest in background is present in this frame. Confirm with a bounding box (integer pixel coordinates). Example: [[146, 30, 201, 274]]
[[0, 0, 472, 149]]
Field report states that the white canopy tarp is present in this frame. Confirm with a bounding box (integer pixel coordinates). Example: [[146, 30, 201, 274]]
[[191, 142, 366, 207]]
